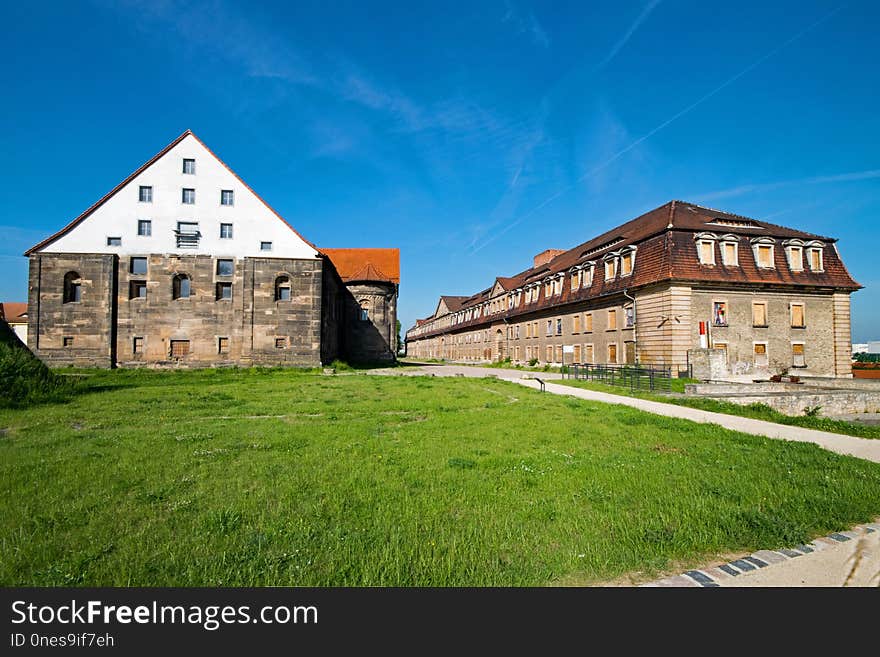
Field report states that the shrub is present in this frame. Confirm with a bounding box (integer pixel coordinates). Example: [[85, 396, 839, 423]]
[[528, 358, 539, 367], [0, 322, 75, 408]]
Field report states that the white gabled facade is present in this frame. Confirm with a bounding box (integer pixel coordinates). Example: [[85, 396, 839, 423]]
[[33, 131, 318, 260]]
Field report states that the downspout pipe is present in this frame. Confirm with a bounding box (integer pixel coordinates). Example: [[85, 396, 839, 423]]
[[622, 288, 637, 364]]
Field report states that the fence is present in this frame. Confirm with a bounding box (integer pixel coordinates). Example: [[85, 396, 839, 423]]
[[565, 363, 690, 392]]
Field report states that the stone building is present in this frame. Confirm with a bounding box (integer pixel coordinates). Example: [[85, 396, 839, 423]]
[[406, 201, 861, 378], [25, 130, 398, 368]]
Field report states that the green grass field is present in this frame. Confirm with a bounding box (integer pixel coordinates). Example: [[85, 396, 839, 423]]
[[2, 368, 880, 586]]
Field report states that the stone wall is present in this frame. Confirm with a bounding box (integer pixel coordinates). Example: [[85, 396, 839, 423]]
[[343, 282, 397, 362], [688, 348, 729, 380]]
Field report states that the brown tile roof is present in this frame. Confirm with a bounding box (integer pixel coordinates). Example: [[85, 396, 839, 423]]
[[413, 200, 860, 336], [321, 248, 400, 284], [25, 130, 317, 256], [439, 296, 469, 312], [0, 302, 27, 322]]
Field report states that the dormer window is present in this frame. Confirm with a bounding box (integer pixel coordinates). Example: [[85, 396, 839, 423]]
[[807, 243, 824, 272], [695, 233, 717, 265], [582, 263, 595, 288], [570, 269, 581, 291], [604, 258, 617, 281], [620, 247, 636, 277], [719, 235, 739, 266], [787, 246, 803, 271], [751, 238, 776, 269]]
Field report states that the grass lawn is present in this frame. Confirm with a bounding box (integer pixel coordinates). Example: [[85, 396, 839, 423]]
[[2, 368, 880, 586], [556, 378, 880, 440]]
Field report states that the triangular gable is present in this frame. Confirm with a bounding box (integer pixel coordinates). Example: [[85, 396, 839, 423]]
[[26, 130, 318, 259]]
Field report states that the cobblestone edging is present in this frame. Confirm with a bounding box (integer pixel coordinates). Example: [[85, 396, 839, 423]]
[[643, 521, 880, 587]]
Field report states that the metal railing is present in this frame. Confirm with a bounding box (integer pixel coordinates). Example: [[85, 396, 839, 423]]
[[565, 363, 680, 392]]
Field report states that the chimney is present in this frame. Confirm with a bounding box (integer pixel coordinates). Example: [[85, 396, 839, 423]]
[[533, 249, 565, 269]]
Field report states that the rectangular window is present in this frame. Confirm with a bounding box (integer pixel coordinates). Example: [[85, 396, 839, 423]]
[[573, 315, 581, 333], [278, 286, 291, 301], [221, 190, 234, 206], [218, 337, 229, 354], [137, 219, 152, 236], [216, 282, 232, 300], [607, 309, 617, 330], [274, 337, 287, 349], [585, 313, 593, 332], [608, 343, 618, 364], [133, 336, 143, 354], [624, 306, 634, 328], [756, 245, 774, 268], [533, 322, 539, 337], [604, 259, 617, 280], [555, 345, 563, 362], [555, 318, 562, 336], [546, 346, 553, 363], [792, 343, 806, 368], [183, 158, 195, 174], [620, 252, 633, 276], [752, 302, 768, 327], [107, 236, 121, 246], [170, 340, 190, 358], [573, 344, 582, 363], [698, 241, 715, 265], [546, 320, 552, 337], [260, 241, 273, 251], [220, 223, 233, 239], [63, 336, 74, 347], [182, 188, 195, 204], [787, 246, 804, 271], [791, 303, 805, 328], [515, 345, 521, 360], [571, 271, 580, 290], [722, 242, 738, 266], [216, 259, 234, 276], [714, 341, 728, 363], [809, 248, 823, 271], [713, 301, 728, 326], [585, 344, 594, 363], [514, 325, 520, 339], [129, 280, 147, 299], [139, 186, 152, 203], [130, 257, 147, 275], [754, 342, 768, 367]]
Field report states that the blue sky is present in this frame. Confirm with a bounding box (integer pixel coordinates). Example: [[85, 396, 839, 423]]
[[1, 1, 878, 341]]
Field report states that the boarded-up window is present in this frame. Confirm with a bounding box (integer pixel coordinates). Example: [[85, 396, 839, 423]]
[[573, 315, 581, 333], [607, 309, 617, 330], [621, 252, 634, 275], [573, 344, 582, 363], [756, 245, 773, 268], [791, 303, 805, 328], [133, 337, 143, 354], [585, 344, 594, 363], [608, 343, 618, 363], [170, 340, 190, 358], [809, 248, 823, 271], [585, 314, 593, 332], [605, 259, 617, 280], [218, 337, 229, 354], [754, 343, 768, 367], [515, 346, 521, 360], [699, 241, 714, 264], [787, 247, 803, 271], [792, 343, 806, 367], [546, 346, 553, 362], [722, 242, 738, 266], [571, 271, 580, 290], [752, 302, 768, 327], [555, 345, 563, 362], [714, 342, 728, 362]]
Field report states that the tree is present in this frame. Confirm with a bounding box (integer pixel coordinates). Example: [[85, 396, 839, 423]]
[[396, 320, 403, 356]]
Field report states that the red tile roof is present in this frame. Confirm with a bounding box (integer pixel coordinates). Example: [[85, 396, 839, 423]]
[[321, 248, 400, 284], [25, 130, 317, 256], [0, 302, 27, 322], [412, 200, 861, 336]]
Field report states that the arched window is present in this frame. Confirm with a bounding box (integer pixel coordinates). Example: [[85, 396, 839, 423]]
[[172, 274, 191, 299], [275, 275, 291, 301], [63, 272, 82, 303], [359, 299, 370, 321]]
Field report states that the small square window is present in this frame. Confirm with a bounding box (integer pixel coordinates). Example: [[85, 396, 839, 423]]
[[261, 241, 273, 251], [216, 259, 234, 276], [139, 186, 152, 203], [221, 190, 234, 206], [220, 223, 233, 239], [218, 337, 229, 354], [107, 236, 122, 246], [130, 257, 147, 275], [278, 287, 291, 301], [137, 219, 152, 236], [182, 188, 195, 204], [130, 280, 147, 299], [183, 158, 195, 174], [63, 336, 74, 347], [216, 282, 232, 300], [275, 337, 287, 349], [133, 336, 144, 354], [170, 340, 190, 358], [792, 343, 806, 368]]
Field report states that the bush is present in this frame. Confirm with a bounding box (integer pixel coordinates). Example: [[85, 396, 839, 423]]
[[0, 322, 75, 408], [528, 358, 538, 367]]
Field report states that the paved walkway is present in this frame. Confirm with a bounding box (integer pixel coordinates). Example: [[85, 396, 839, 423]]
[[391, 362, 880, 464]]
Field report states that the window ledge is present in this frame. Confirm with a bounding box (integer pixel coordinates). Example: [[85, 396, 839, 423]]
[[792, 326, 807, 329], [712, 323, 729, 328], [752, 325, 769, 328]]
